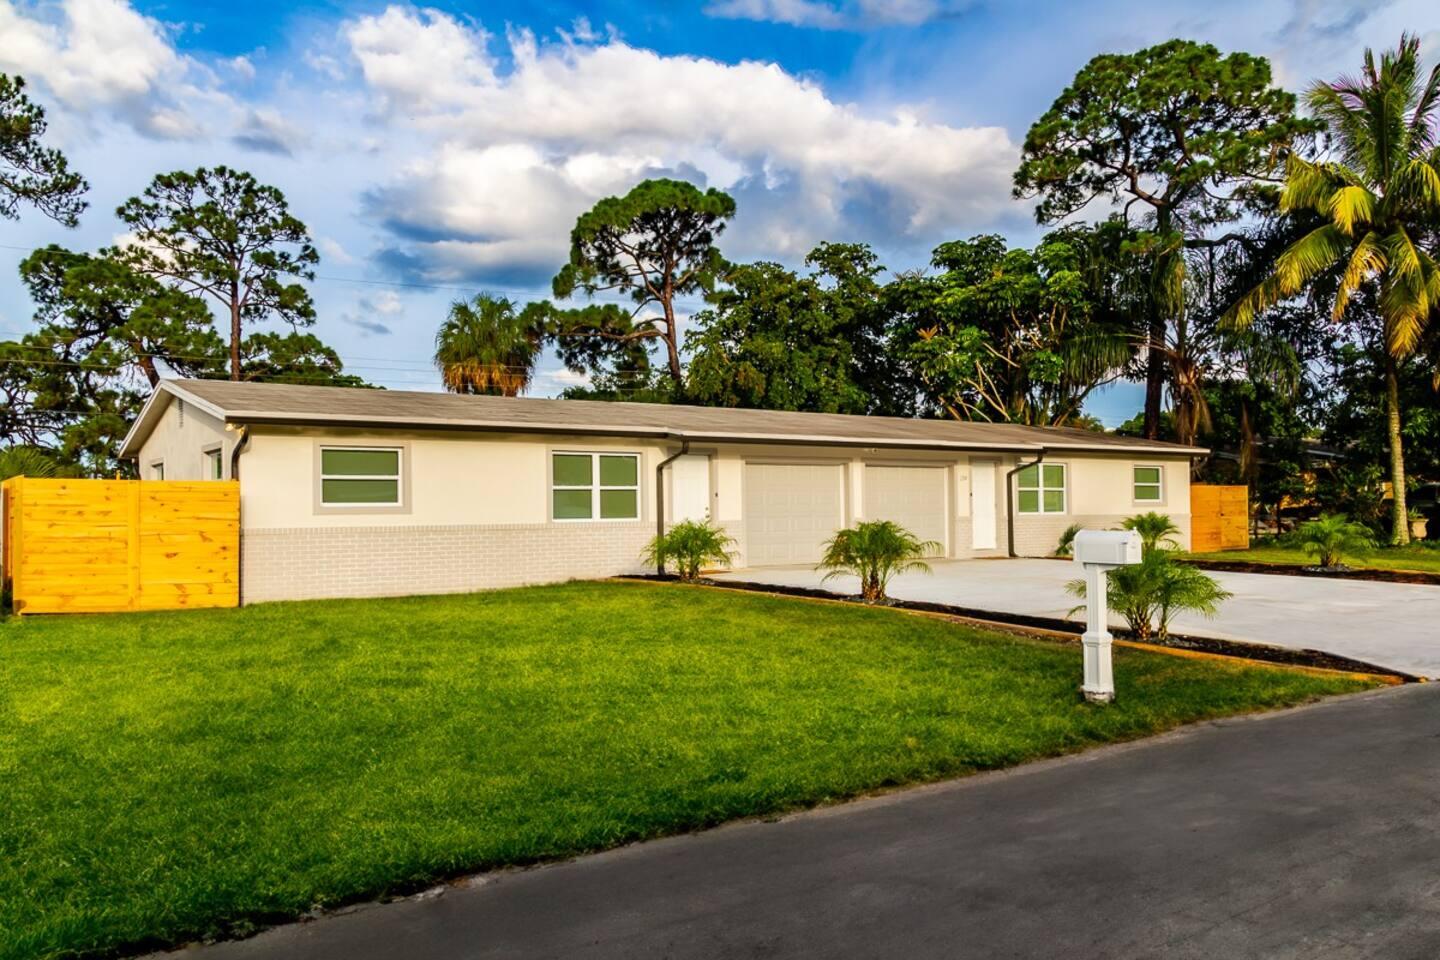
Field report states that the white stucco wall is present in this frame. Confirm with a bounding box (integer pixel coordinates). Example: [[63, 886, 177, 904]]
[[135, 397, 232, 480], [132, 407, 1197, 600], [236, 426, 669, 528]]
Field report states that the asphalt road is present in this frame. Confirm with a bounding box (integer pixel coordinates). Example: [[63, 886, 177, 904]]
[[714, 559, 1440, 678], [174, 684, 1440, 960]]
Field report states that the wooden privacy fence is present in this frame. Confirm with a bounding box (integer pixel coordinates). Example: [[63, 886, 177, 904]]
[[2, 477, 239, 614], [1190, 484, 1250, 553]]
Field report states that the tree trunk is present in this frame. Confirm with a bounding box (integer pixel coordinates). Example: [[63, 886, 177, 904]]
[[229, 281, 242, 381], [1385, 355, 1410, 545], [1142, 318, 1165, 440], [660, 293, 683, 385]]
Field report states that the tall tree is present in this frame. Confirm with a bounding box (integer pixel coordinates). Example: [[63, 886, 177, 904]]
[[0, 74, 87, 226], [116, 167, 319, 380], [434, 294, 546, 397], [685, 261, 863, 413], [1225, 34, 1440, 544], [685, 242, 900, 414], [1014, 39, 1315, 438], [890, 228, 1132, 426], [553, 179, 735, 386], [19, 245, 223, 387]]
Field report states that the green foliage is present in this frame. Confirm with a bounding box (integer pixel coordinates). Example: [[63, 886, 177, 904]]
[[0, 73, 87, 226], [435, 294, 544, 397], [1293, 514, 1376, 568], [1014, 39, 1313, 230], [1121, 512, 1183, 553], [117, 166, 320, 379], [642, 519, 737, 581], [1225, 34, 1440, 545], [553, 178, 735, 385], [892, 226, 1133, 424], [685, 243, 898, 414], [1, 243, 363, 473], [818, 520, 940, 602], [1070, 511, 1228, 639], [1016, 38, 1315, 438], [238, 332, 369, 387], [1054, 522, 1082, 558], [0, 445, 80, 480], [1069, 550, 1231, 641], [0, 582, 1370, 958]]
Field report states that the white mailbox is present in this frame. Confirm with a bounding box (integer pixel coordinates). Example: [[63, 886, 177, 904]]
[[1072, 528, 1143, 704], [1072, 529, 1142, 567]]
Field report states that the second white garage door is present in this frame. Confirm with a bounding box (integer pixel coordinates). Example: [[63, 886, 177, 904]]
[[863, 465, 948, 556], [744, 462, 846, 566]]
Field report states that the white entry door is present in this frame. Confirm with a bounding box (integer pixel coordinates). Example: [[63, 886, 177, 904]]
[[971, 460, 997, 550], [743, 462, 845, 566], [671, 454, 712, 522]]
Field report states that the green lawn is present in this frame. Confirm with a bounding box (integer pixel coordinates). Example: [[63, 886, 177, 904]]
[[1187, 543, 1440, 575], [0, 581, 1377, 959]]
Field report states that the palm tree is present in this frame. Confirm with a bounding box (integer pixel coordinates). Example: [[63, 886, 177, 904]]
[[1225, 35, 1440, 544], [817, 520, 940, 603], [1294, 513, 1375, 568], [434, 294, 544, 397], [0, 446, 71, 481], [1120, 512, 1182, 554]]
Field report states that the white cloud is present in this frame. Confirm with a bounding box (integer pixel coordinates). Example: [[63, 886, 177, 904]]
[[347, 7, 1019, 279], [232, 107, 309, 156], [0, 0, 213, 138], [704, 0, 969, 29]]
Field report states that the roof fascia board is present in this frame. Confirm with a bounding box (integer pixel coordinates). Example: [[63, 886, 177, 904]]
[[223, 411, 1045, 452]]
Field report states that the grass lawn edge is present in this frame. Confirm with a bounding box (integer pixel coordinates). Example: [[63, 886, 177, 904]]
[[1, 581, 1387, 959]]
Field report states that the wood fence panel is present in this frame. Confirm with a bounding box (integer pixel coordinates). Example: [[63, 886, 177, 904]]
[[1191, 484, 1250, 553], [2, 478, 239, 614]]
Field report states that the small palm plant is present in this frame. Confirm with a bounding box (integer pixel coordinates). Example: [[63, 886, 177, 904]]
[[817, 520, 940, 603], [1121, 512, 1182, 554], [1294, 513, 1375, 568], [1054, 522, 1083, 558], [0, 446, 70, 481], [642, 519, 736, 582]]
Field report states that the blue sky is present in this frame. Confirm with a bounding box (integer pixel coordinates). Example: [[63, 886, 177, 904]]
[[1, 0, 1434, 420]]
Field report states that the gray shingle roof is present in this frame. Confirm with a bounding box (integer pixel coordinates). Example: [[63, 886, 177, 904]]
[[121, 379, 1207, 458]]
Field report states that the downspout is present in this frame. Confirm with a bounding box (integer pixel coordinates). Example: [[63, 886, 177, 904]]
[[1005, 449, 1045, 559], [654, 438, 691, 575], [229, 426, 251, 605]]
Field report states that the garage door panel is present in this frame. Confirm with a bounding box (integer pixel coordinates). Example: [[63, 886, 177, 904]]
[[744, 463, 845, 567], [863, 466, 948, 556]]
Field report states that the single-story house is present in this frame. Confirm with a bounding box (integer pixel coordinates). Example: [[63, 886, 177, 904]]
[[119, 379, 1205, 604]]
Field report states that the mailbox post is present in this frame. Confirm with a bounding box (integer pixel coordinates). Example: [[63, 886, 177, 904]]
[[1071, 530, 1143, 703]]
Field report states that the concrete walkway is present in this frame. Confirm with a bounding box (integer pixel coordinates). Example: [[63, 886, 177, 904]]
[[713, 558, 1440, 678], [173, 685, 1440, 959]]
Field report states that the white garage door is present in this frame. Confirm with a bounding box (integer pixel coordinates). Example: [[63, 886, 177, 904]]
[[744, 462, 846, 567], [863, 465, 948, 556]]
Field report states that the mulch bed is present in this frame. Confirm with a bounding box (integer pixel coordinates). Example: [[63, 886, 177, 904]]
[[623, 574, 1419, 682], [1182, 558, 1440, 587]]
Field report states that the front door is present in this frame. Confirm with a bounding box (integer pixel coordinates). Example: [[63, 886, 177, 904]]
[[671, 454, 712, 523], [971, 460, 997, 550]]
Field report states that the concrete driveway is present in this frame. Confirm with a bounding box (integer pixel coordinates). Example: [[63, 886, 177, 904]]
[[712, 558, 1440, 678], [172, 685, 1440, 959]]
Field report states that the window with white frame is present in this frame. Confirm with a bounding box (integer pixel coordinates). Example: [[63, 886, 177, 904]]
[[552, 452, 639, 521], [1016, 463, 1066, 514], [206, 448, 223, 480], [1133, 465, 1163, 503], [320, 447, 402, 506]]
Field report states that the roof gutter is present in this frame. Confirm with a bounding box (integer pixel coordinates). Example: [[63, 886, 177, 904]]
[[1005, 449, 1045, 559], [654, 438, 691, 576]]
